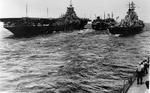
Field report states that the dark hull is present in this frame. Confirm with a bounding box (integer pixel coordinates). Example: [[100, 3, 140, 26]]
[[109, 26, 144, 35], [4, 24, 87, 37], [92, 23, 108, 30], [1, 17, 89, 37], [52, 24, 86, 31], [5, 26, 54, 37]]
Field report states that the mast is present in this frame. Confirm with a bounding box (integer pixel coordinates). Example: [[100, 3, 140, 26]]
[[70, 0, 73, 7], [111, 12, 114, 18], [107, 13, 110, 18], [47, 7, 49, 17], [129, 2, 130, 9], [26, 0, 28, 17], [104, 12, 105, 19]]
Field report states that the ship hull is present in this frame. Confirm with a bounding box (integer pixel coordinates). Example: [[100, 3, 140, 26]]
[[4, 26, 53, 37], [109, 26, 144, 35], [4, 24, 87, 37], [92, 23, 108, 30], [91, 18, 116, 31], [1, 17, 89, 37]]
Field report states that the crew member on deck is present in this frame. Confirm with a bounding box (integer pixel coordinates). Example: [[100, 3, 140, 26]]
[[143, 60, 149, 74], [136, 63, 144, 84]]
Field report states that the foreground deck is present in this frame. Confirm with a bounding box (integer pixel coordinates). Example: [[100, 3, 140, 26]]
[[127, 69, 149, 93]]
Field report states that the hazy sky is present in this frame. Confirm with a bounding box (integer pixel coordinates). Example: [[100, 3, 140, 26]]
[[0, 0, 150, 22]]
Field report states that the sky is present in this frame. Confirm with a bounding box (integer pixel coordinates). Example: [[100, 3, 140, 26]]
[[0, 0, 150, 22]]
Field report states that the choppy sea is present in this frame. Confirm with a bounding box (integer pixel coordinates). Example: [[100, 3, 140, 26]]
[[0, 25, 149, 93]]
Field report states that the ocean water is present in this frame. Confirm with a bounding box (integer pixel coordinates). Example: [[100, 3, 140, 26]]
[[0, 27, 149, 93]]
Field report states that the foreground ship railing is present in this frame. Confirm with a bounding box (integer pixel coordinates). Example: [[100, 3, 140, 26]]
[[114, 57, 149, 93], [119, 72, 136, 93]]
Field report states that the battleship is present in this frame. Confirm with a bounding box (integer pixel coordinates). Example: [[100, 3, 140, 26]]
[[109, 2, 145, 36], [0, 0, 89, 37]]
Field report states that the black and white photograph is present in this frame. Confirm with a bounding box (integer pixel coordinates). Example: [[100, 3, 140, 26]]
[[0, 0, 149, 93]]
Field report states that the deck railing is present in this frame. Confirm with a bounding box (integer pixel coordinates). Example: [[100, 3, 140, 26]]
[[111, 71, 137, 93], [120, 72, 136, 93]]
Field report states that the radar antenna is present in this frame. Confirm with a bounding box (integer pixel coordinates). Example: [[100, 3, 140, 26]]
[[131, 2, 135, 10], [70, 0, 73, 7]]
